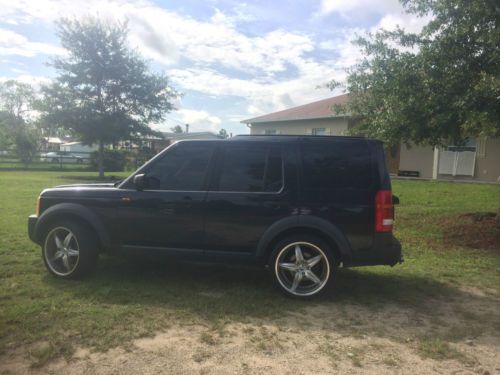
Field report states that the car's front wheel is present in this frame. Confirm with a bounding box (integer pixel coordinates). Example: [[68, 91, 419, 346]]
[[270, 236, 335, 298], [42, 220, 98, 279]]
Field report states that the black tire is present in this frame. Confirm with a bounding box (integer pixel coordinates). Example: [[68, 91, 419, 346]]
[[51, 158, 59, 164], [76, 158, 83, 164], [268, 235, 336, 298], [41, 220, 99, 279]]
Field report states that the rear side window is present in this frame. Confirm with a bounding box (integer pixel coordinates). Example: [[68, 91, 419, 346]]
[[217, 144, 283, 192], [144, 142, 214, 190], [301, 140, 372, 189]]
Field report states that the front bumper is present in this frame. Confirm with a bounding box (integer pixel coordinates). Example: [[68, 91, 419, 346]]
[[344, 233, 403, 267], [28, 215, 39, 244]]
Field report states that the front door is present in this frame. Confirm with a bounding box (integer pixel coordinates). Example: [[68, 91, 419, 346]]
[[116, 142, 215, 253]]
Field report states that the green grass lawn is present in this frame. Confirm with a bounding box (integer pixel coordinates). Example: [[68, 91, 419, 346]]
[[0, 171, 499, 367]]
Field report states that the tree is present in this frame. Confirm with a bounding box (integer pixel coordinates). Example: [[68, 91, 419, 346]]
[[40, 18, 179, 178], [170, 125, 184, 133], [333, 0, 500, 146], [0, 80, 35, 120], [14, 127, 39, 163], [0, 80, 36, 152], [218, 128, 229, 139]]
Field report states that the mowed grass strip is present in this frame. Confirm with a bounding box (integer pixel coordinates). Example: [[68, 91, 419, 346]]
[[0, 171, 499, 367]]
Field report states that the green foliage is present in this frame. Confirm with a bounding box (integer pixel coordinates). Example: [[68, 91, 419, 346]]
[[0, 81, 36, 151], [90, 149, 128, 172], [170, 125, 184, 133], [218, 128, 229, 139], [14, 127, 39, 163], [38, 17, 179, 177], [0, 80, 35, 119], [336, 0, 500, 146]]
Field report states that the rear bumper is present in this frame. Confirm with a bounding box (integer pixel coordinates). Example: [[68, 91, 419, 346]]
[[28, 215, 39, 244], [344, 233, 403, 267]]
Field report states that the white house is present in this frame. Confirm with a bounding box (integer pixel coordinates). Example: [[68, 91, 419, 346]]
[[242, 94, 500, 183], [60, 142, 98, 158]]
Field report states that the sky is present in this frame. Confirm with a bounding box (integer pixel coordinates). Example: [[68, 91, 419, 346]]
[[0, 0, 429, 135]]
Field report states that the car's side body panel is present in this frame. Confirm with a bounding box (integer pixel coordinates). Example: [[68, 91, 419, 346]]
[[113, 189, 207, 250]]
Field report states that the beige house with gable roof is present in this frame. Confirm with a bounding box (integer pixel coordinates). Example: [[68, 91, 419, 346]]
[[242, 94, 500, 183]]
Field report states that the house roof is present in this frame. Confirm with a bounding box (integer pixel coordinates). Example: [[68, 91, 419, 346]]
[[61, 141, 82, 146], [241, 94, 350, 124], [43, 137, 64, 144]]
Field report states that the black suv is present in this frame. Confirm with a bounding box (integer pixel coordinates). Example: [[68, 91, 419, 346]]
[[28, 135, 402, 298]]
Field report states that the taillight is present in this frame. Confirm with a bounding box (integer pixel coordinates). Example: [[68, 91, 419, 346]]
[[375, 190, 394, 232]]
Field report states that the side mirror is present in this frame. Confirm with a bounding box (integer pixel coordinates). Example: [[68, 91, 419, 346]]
[[133, 173, 146, 191]]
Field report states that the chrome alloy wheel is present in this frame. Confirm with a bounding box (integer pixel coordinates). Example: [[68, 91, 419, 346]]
[[44, 227, 80, 276], [274, 242, 330, 297]]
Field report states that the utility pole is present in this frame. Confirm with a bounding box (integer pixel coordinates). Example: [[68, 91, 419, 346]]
[[185, 124, 189, 133]]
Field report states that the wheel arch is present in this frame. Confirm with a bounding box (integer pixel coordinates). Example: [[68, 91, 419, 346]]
[[256, 215, 352, 264], [34, 203, 110, 251]]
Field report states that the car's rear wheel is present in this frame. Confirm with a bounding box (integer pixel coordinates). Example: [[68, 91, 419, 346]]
[[269, 235, 335, 298], [42, 220, 98, 279]]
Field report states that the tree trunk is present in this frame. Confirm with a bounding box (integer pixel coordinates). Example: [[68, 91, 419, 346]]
[[98, 140, 104, 179]]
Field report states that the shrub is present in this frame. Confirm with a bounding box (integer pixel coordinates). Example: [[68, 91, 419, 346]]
[[90, 149, 128, 172]]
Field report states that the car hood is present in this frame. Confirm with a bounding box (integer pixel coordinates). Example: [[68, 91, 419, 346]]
[[40, 183, 121, 198], [54, 183, 116, 188]]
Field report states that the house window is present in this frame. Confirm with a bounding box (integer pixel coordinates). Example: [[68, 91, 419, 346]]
[[312, 128, 327, 135], [264, 129, 279, 135]]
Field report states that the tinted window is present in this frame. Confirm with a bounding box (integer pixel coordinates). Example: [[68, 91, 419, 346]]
[[217, 144, 283, 192], [145, 142, 213, 190], [301, 141, 372, 189]]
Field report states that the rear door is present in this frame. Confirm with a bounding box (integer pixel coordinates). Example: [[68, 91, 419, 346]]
[[203, 141, 294, 255]]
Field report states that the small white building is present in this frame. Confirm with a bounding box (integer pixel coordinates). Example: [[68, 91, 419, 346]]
[[60, 142, 98, 158], [41, 137, 64, 151]]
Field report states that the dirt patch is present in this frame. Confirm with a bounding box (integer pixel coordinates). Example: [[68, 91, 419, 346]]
[[1, 297, 499, 375], [438, 211, 500, 253], [1, 325, 498, 375]]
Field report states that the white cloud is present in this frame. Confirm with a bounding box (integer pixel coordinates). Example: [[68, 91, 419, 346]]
[[168, 63, 345, 119], [0, 28, 65, 57], [0, 73, 51, 86], [0, 0, 378, 127], [319, 0, 402, 17], [318, 0, 430, 35], [176, 108, 222, 133], [0, 0, 347, 117], [376, 12, 432, 34], [0, 0, 314, 76], [151, 108, 222, 133]]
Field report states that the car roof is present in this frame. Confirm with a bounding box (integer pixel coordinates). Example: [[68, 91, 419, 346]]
[[177, 135, 380, 144], [232, 134, 373, 142]]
